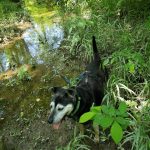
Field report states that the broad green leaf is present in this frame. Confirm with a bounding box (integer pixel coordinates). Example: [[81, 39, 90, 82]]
[[93, 113, 103, 125], [129, 63, 135, 74], [116, 117, 126, 125], [111, 121, 123, 144], [102, 105, 116, 116], [93, 114, 113, 129], [116, 117, 129, 129], [79, 112, 96, 123], [116, 110, 128, 117], [99, 116, 113, 129], [88, 20, 94, 26], [118, 102, 127, 114], [109, 106, 116, 117], [101, 105, 109, 114]]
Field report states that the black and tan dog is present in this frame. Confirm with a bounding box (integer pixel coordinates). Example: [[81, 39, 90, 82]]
[[48, 36, 107, 130]]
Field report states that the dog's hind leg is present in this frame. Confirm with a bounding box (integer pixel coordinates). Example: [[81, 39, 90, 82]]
[[93, 124, 100, 143]]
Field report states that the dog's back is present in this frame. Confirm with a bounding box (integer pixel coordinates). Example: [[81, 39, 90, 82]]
[[75, 36, 107, 116]]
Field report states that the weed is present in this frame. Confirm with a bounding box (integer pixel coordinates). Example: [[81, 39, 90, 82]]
[[40, 73, 52, 83], [59, 1, 150, 148], [17, 65, 31, 81], [121, 100, 150, 150], [57, 128, 90, 150], [80, 102, 130, 144], [6, 78, 19, 87]]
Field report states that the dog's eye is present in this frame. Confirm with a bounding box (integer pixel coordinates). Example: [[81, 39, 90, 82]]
[[50, 102, 54, 109], [57, 107, 64, 111]]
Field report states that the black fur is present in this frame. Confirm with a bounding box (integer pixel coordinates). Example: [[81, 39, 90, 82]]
[[71, 36, 107, 118]]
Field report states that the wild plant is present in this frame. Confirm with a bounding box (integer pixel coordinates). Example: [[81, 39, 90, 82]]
[[17, 65, 31, 81], [121, 99, 150, 150], [56, 128, 90, 150], [80, 102, 130, 144]]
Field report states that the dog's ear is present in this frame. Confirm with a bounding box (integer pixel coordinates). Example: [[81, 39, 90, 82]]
[[67, 89, 74, 95], [51, 87, 60, 93], [64, 89, 74, 98]]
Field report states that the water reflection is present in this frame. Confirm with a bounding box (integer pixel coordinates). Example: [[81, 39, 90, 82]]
[[0, 53, 8, 72], [0, 40, 31, 72], [0, 23, 64, 73], [45, 24, 64, 49]]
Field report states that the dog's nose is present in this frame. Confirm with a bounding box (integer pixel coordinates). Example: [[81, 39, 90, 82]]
[[48, 117, 53, 124]]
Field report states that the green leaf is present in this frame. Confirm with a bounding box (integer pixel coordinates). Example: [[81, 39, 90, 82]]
[[79, 112, 96, 123], [93, 114, 113, 129], [116, 117, 130, 129], [78, 21, 86, 28], [126, 61, 135, 74], [118, 102, 127, 114], [103, 59, 109, 66], [116, 117, 129, 129], [101, 105, 109, 114], [90, 106, 101, 113], [93, 113, 103, 125], [109, 106, 116, 116], [111, 121, 123, 144], [100, 116, 114, 129], [116, 117, 126, 125], [110, 58, 115, 64], [129, 63, 135, 74], [93, 113, 102, 125]]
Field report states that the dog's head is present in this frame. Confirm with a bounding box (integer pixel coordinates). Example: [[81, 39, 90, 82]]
[[48, 87, 75, 129]]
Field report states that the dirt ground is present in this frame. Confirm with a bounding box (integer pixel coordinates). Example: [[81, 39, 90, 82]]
[[0, 63, 117, 150], [0, 64, 100, 150], [0, 112, 75, 150]]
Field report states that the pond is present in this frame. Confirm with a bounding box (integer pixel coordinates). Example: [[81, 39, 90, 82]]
[[0, 22, 64, 72]]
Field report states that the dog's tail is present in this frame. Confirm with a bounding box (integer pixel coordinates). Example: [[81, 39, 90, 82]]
[[92, 36, 102, 69], [92, 36, 98, 54]]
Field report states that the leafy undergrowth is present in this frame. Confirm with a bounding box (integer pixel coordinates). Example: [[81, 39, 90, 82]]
[[0, 0, 30, 47], [56, 0, 150, 149], [0, 0, 150, 149]]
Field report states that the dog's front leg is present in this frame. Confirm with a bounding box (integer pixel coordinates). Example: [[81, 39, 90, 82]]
[[76, 122, 85, 135], [79, 123, 85, 134]]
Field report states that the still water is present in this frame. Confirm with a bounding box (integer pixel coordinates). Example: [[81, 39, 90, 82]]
[[0, 23, 64, 72]]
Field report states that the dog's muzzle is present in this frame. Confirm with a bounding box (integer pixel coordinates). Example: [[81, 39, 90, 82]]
[[48, 116, 53, 124]]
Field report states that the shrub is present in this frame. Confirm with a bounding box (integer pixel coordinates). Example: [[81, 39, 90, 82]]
[[79, 102, 130, 144], [122, 100, 150, 150]]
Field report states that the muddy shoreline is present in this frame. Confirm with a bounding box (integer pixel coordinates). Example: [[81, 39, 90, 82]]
[[0, 21, 31, 50]]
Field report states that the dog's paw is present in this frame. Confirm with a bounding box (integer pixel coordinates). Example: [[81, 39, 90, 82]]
[[94, 134, 100, 143]]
